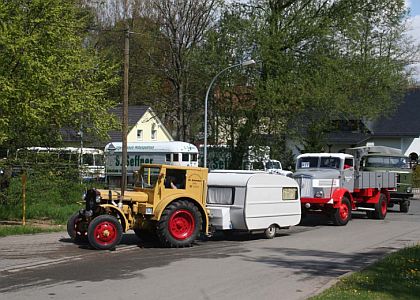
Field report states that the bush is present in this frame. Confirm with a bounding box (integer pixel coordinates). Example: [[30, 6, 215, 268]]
[[0, 163, 102, 224]]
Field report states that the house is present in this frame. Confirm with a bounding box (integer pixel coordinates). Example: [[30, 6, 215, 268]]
[[294, 88, 420, 160], [61, 105, 173, 148]]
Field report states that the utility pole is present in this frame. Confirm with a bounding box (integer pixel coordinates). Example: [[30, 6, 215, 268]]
[[121, 0, 129, 198]]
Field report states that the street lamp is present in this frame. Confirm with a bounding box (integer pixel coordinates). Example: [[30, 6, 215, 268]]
[[203, 59, 256, 168]]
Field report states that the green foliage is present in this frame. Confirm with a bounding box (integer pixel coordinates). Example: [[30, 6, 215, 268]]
[[311, 244, 420, 299], [0, 0, 119, 151], [0, 165, 88, 224]]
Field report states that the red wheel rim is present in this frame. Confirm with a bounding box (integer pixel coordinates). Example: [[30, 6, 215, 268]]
[[339, 202, 349, 221], [93, 221, 117, 245], [381, 198, 387, 216], [168, 209, 195, 240]]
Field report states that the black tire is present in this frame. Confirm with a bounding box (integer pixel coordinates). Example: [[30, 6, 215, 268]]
[[331, 197, 351, 226], [67, 212, 88, 243], [157, 199, 202, 248], [400, 200, 410, 213], [372, 193, 387, 219], [87, 215, 123, 250], [264, 225, 277, 239]]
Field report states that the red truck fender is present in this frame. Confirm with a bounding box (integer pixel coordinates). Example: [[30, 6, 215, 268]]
[[331, 188, 354, 209]]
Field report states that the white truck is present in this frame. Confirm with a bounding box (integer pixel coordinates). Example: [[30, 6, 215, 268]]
[[245, 159, 293, 177], [293, 152, 396, 226]]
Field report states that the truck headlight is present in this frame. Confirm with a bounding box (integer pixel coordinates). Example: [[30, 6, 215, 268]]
[[315, 190, 324, 198], [283, 187, 298, 200], [406, 187, 412, 193]]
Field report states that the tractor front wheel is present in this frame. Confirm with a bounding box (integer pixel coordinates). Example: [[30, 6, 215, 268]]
[[157, 200, 202, 248], [88, 215, 123, 250]]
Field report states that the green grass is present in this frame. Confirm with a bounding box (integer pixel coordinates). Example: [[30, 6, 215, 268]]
[[0, 224, 65, 237], [1, 166, 103, 225], [311, 245, 420, 300]]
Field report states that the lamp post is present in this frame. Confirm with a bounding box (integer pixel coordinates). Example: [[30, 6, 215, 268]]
[[203, 59, 256, 168]]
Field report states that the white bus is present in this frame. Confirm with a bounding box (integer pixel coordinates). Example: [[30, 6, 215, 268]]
[[15, 147, 105, 181], [105, 141, 199, 186]]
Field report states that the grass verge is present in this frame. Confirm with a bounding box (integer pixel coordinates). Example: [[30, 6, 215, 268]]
[[311, 245, 420, 300], [0, 224, 65, 237]]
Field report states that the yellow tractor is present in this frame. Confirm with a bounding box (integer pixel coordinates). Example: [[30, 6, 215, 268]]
[[67, 164, 209, 249]]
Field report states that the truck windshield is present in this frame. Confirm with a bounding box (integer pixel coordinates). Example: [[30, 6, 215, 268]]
[[365, 156, 410, 169], [297, 157, 341, 169], [137, 166, 161, 189]]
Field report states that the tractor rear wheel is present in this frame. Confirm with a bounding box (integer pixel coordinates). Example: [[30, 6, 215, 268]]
[[88, 215, 123, 250], [331, 197, 351, 226], [372, 193, 387, 219], [157, 200, 202, 248], [67, 212, 88, 243]]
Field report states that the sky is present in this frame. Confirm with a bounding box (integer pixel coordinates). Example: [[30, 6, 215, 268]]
[[406, 0, 420, 80]]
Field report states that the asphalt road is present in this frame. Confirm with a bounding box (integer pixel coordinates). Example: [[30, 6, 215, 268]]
[[1, 201, 420, 300]]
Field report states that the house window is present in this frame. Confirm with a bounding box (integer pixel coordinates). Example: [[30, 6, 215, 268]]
[[137, 129, 143, 140], [151, 124, 157, 140]]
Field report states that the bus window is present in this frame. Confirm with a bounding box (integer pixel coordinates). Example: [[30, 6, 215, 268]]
[[82, 153, 94, 165], [165, 154, 171, 162], [182, 153, 189, 162], [94, 154, 104, 166], [191, 153, 198, 162], [173, 153, 179, 162]]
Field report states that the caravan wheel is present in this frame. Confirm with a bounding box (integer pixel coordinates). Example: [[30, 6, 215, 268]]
[[264, 225, 277, 239]]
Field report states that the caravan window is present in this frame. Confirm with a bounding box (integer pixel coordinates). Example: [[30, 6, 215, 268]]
[[182, 153, 189, 162], [207, 187, 234, 205]]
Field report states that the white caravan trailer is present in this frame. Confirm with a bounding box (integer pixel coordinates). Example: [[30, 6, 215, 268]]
[[207, 170, 301, 238], [105, 141, 198, 186]]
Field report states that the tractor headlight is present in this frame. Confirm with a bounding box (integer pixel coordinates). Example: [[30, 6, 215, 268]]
[[145, 207, 153, 215], [283, 187, 298, 200], [95, 195, 101, 203]]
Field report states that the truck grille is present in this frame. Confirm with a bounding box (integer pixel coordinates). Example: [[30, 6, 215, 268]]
[[294, 176, 312, 198]]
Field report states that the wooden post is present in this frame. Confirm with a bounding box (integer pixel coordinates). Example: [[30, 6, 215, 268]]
[[22, 170, 27, 226]]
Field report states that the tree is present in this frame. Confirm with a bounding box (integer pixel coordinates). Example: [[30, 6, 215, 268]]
[[199, 0, 416, 163], [0, 0, 119, 151]]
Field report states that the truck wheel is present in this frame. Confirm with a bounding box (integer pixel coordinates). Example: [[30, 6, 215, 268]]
[[67, 212, 88, 243], [157, 200, 202, 248], [400, 200, 410, 213], [264, 225, 277, 239], [331, 197, 351, 226], [373, 193, 387, 219], [88, 215, 123, 250]]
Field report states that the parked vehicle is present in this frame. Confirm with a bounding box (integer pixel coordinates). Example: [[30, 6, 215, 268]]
[[293, 153, 396, 225], [105, 141, 198, 186], [67, 164, 301, 249], [347, 146, 413, 213], [15, 147, 105, 181], [207, 170, 300, 238], [245, 159, 293, 177]]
